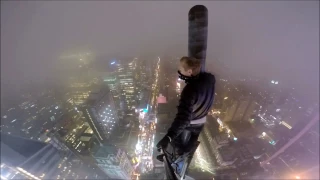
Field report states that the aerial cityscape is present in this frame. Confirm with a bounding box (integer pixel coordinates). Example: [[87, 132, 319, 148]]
[[1, 1, 319, 180]]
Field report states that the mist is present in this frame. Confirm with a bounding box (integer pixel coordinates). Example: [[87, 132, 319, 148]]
[[1, 1, 319, 103]]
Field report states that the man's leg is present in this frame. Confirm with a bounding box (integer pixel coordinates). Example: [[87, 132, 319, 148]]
[[173, 129, 191, 156], [171, 124, 204, 156], [184, 124, 204, 152], [184, 125, 204, 175]]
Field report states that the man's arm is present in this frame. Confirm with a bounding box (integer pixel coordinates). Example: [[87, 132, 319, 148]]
[[166, 85, 196, 139]]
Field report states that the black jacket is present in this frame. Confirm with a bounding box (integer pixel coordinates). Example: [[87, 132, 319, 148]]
[[167, 72, 215, 139]]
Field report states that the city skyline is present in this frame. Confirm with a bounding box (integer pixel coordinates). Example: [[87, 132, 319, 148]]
[[1, 1, 319, 180], [1, 53, 319, 179], [1, 1, 319, 100]]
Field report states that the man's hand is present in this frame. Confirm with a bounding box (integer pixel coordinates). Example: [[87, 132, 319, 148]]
[[156, 136, 171, 152]]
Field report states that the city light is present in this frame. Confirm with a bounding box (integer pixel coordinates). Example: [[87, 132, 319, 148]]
[[16, 167, 41, 180], [135, 143, 142, 151], [2, 41, 316, 180], [269, 140, 276, 145], [280, 121, 292, 129], [262, 132, 266, 136]]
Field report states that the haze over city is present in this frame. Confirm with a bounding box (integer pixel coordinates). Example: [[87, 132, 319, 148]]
[[2, 1, 319, 99], [1, 1, 319, 180]]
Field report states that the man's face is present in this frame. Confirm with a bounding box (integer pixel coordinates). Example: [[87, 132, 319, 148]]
[[178, 61, 192, 77]]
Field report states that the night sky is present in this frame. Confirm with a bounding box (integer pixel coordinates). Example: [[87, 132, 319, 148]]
[[1, 1, 319, 100]]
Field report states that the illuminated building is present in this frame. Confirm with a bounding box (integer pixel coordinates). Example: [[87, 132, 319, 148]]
[[216, 146, 237, 166], [0, 133, 72, 179], [93, 145, 134, 180], [116, 59, 137, 111], [68, 81, 92, 105], [103, 74, 118, 92], [224, 97, 258, 123], [211, 133, 230, 149], [1, 163, 38, 179], [103, 73, 121, 110], [82, 85, 119, 144], [50, 122, 95, 156], [215, 144, 255, 167], [60, 52, 93, 64], [135, 58, 150, 103], [1, 132, 107, 179], [223, 100, 239, 122]]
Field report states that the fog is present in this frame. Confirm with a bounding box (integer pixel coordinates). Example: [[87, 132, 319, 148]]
[[1, 1, 319, 102]]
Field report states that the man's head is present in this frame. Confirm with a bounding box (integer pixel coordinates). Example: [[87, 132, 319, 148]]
[[178, 56, 202, 77]]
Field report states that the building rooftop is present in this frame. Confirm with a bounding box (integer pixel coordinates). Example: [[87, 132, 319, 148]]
[[218, 146, 237, 162], [1, 133, 47, 158], [1, 133, 48, 166], [237, 145, 254, 160], [214, 133, 230, 144], [93, 145, 118, 158]]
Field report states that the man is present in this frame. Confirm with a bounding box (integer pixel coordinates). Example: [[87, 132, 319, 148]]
[[156, 56, 215, 155]]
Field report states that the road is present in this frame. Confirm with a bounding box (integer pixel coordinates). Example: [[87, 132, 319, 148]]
[[134, 57, 161, 175]]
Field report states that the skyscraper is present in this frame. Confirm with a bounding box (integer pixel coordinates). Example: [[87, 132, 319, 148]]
[[92, 145, 134, 180], [102, 72, 121, 110], [223, 97, 258, 123], [68, 79, 92, 105], [224, 100, 239, 122], [82, 85, 119, 145], [116, 59, 137, 111], [0, 133, 103, 179]]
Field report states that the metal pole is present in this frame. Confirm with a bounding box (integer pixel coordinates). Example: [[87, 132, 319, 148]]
[[188, 5, 208, 72]]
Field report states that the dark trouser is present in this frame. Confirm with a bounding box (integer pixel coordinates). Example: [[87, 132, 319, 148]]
[[172, 124, 204, 155]]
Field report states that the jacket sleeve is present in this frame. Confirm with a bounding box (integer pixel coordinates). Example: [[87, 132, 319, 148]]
[[167, 85, 196, 139]]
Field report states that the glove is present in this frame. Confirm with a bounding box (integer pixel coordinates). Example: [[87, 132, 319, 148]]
[[156, 135, 171, 152]]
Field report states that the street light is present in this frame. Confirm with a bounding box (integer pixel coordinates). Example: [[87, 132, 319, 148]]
[[295, 176, 300, 179]]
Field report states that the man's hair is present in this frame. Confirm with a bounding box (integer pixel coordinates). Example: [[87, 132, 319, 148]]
[[180, 56, 201, 73]]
